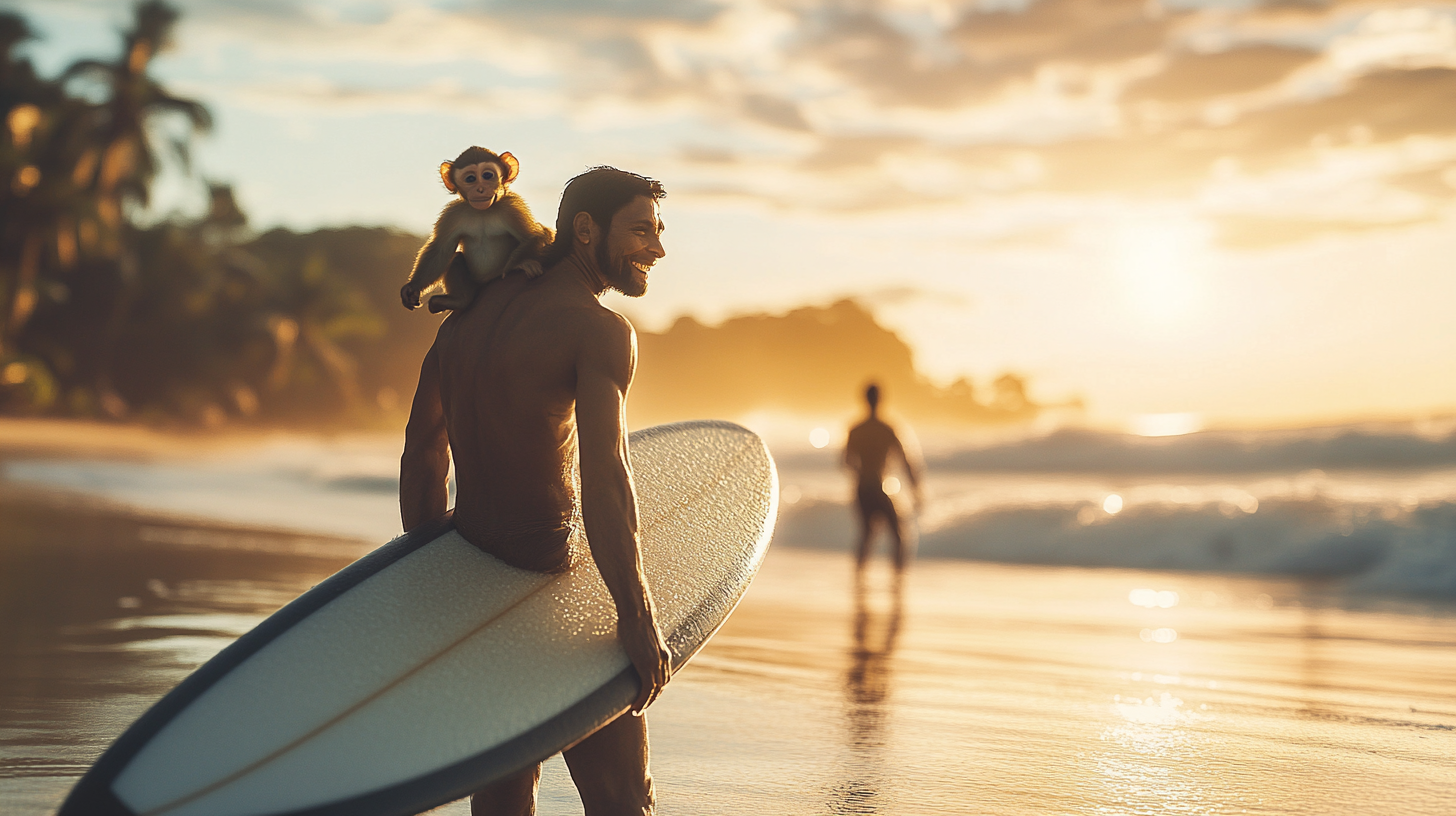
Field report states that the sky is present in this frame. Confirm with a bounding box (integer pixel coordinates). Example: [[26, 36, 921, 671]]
[[6, 0, 1456, 430]]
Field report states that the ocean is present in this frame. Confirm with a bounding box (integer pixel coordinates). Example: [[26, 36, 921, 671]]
[[8, 419, 1455, 599], [2, 419, 1454, 814]]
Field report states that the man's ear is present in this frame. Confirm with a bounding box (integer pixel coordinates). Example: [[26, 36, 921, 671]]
[[572, 211, 598, 245]]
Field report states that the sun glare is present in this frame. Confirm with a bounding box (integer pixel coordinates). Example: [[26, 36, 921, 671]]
[[1111, 218, 1209, 324], [809, 428, 831, 449]]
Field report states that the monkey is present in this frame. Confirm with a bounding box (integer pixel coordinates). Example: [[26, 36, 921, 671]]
[[400, 146, 554, 313]]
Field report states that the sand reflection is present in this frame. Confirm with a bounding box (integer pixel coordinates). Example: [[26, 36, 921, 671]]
[[0, 492, 361, 813], [829, 574, 904, 814]]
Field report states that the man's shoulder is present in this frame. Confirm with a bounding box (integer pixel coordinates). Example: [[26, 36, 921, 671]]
[[849, 416, 889, 431], [519, 273, 631, 349], [538, 281, 632, 339], [850, 416, 897, 439]]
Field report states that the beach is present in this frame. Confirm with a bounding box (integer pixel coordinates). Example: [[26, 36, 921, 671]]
[[2, 422, 1456, 814]]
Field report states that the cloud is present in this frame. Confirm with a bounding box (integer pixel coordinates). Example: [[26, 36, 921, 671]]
[[1237, 67, 1456, 155], [950, 0, 1175, 65], [32, 0, 1456, 242], [1125, 45, 1319, 102], [741, 92, 811, 130], [1214, 214, 1432, 248]]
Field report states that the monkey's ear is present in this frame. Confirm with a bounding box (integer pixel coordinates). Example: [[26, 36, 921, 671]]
[[439, 162, 458, 193], [498, 152, 520, 184]]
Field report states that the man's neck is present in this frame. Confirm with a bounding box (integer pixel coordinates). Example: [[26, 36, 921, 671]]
[[560, 251, 609, 297]]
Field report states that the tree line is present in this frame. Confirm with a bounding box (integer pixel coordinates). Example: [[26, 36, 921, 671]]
[[0, 2, 437, 427]]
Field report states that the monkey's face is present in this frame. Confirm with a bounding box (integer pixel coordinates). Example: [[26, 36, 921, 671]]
[[453, 161, 506, 210], [598, 195, 666, 298]]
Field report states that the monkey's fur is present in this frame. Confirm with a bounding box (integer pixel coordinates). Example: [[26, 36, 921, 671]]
[[401, 146, 554, 313]]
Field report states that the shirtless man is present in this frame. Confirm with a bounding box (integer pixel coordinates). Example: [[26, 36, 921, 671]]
[[399, 167, 670, 816], [844, 383, 923, 572]]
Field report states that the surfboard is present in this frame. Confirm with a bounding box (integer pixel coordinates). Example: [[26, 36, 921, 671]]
[[59, 420, 778, 816]]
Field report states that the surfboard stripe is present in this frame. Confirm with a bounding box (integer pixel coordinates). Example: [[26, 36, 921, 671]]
[[138, 573, 552, 816]]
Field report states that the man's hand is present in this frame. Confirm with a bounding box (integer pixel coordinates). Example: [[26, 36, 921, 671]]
[[620, 613, 671, 715]]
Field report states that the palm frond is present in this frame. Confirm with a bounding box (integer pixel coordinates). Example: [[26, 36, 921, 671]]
[[59, 58, 115, 84], [131, 1, 181, 51], [150, 89, 212, 133]]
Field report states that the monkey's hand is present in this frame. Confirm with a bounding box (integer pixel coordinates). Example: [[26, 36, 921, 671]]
[[400, 283, 423, 310], [515, 259, 544, 278]]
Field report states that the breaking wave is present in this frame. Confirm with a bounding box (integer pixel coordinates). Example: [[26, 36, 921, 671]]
[[914, 421, 1456, 474], [775, 496, 1456, 599]]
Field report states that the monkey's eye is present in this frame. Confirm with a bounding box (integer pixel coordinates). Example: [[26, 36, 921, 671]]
[[464, 173, 477, 183], [483, 172, 495, 180]]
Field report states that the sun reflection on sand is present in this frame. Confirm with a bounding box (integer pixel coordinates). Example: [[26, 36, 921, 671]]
[[828, 575, 904, 815]]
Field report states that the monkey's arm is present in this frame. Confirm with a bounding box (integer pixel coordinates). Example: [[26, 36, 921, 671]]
[[400, 342, 450, 530], [496, 192, 554, 277], [402, 201, 469, 309]]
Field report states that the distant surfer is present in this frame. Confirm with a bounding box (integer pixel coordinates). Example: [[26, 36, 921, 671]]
[[844, 383, 923, 572], [401, 167, 671, 815]]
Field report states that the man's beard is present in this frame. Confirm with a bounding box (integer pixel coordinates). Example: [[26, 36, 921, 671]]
[[597, 242, 647, 297]]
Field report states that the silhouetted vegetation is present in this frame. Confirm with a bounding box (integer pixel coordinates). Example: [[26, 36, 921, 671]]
[[0, 3, 438, 426], [631, 299, 1046, 427], [0, 2, 1044, 429]]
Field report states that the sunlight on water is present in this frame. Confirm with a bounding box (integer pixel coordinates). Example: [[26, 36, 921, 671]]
[[1130, 412, 1204, 437], [1128, 589, 1179, 608]]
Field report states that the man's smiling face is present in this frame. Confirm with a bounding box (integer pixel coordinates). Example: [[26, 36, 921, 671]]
[[597, 195, 665, 297]]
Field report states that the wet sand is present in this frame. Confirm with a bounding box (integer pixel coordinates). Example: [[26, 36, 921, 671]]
[[3, 485, 1455, 815]]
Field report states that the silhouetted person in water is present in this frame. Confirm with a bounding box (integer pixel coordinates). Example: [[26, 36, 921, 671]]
[[844, 384, 922, 572]]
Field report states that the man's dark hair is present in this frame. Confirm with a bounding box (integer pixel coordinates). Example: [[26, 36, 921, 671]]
[[544, 166, 666, 265]]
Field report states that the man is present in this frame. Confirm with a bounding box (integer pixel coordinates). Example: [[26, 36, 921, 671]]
[[400, 167, 670, 816], [843, 383, 923, 572]]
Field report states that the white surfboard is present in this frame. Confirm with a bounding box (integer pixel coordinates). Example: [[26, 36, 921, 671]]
[[60, 420, 777, 816]]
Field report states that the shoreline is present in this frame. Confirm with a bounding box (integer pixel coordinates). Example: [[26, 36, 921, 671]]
[[0, 416, 400, 463], [0, 477, 372, 557]]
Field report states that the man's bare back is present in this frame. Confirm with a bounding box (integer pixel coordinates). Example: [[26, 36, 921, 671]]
[[405, 267, 628, 571], [400, 170, 670, 815]]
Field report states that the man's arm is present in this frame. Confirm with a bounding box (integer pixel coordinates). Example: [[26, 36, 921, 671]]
[[575, 311, 670, 715], [891, 430, 924, 511], [400, 342, 451, 532], [843, 426, 860, 476]]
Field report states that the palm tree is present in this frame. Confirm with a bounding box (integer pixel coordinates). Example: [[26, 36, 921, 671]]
[[63, 0, 211, 218], [59, 0, 211, 415], [1, 13, 47, 351]]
